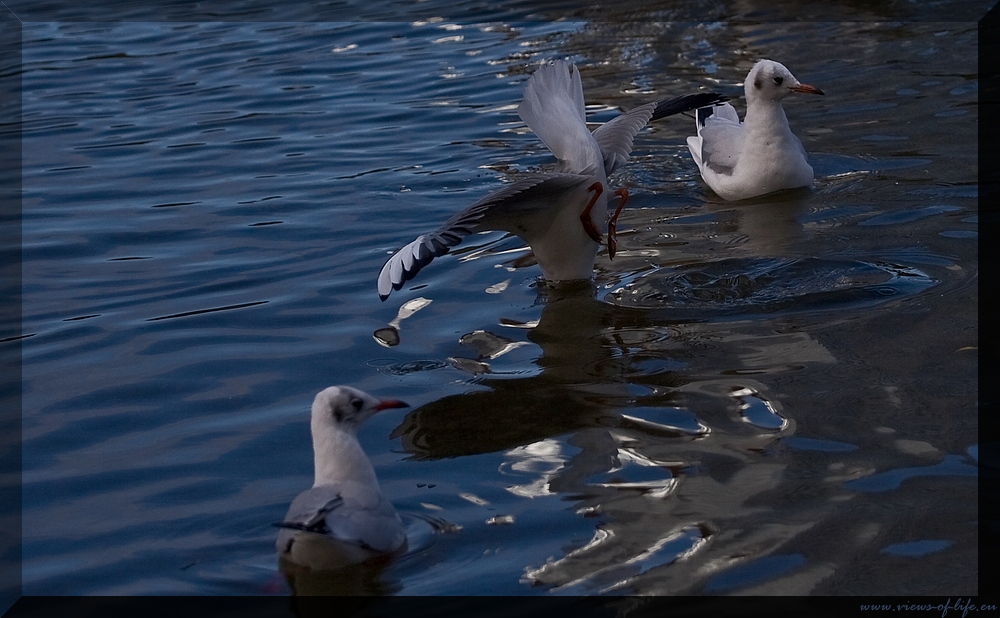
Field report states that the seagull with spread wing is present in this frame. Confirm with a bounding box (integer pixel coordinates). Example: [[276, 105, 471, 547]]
[[377, 60, 725, 301]]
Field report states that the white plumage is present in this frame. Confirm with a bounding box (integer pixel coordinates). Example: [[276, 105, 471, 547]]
[[687, 59, 824, 201]]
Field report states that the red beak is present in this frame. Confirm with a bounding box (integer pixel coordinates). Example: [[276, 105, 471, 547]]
[[375, 399, 409, 411], [790, 83, 824, 95]]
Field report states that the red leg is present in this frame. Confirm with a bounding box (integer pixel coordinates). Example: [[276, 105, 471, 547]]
[[580, 182, 604, 244], [607, 187, 629, 260]]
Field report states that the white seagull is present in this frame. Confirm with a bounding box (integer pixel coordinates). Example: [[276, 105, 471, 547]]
[[276, 386, 409, 569], [377, 60, 726, 301], [687, 59, 824, 201]]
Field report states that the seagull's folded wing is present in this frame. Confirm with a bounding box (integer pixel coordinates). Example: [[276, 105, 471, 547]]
[[281, 486, 345, 533], [323, 481, 405, 552], [282, 483, 404, 553], [377, 173, 592, 300], [696, 103, 744, 175]]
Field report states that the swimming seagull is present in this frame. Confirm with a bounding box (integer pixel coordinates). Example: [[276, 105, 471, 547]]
[[686, 59, 824, 201], [377, 60, 726, 301], [275, 386, 409, 569]]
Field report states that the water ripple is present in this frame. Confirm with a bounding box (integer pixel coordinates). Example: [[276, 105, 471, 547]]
[[606, 257, 937, 319]]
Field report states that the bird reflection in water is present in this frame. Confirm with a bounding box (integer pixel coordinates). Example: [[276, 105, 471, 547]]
[[278, 552, 400, 597], [381, 267, 850, 593]]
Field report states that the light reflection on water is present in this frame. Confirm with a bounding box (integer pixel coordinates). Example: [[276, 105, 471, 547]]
[[18, 10, 978, 597]]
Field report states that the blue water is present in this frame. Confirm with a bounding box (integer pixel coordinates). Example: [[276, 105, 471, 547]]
[[15, 8, 979, 598]]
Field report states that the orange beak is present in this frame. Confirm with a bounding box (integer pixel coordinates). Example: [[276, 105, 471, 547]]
[[790, 83, 824, 95]]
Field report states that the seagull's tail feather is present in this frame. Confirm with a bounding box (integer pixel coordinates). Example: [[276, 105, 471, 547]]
[[650, 92, 728, 122], [686, 105, 720, 171], [686, 135, 703, 169]]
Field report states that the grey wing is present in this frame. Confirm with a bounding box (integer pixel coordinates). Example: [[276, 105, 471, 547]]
[[280, 484, 404, 553], [696, 103, 744, 175], [591, 101, 656, 176], [377, 201, 489, 301], [324, 482, 405, 552], [276, 486, 343, 553], [649, 92, 729, 122], [279, 486, 344, 532], [377, 173, 592, 300]]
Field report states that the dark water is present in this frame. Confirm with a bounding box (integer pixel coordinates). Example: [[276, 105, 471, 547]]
[[15, 5, 980, 598]]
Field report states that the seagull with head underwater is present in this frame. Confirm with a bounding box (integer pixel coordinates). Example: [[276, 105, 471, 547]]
[[276, 386, 409, 570], [377, 60, 726, 301], [687, 59, 824, 201]]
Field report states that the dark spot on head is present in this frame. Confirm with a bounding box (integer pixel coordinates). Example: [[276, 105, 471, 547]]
[[753, 78, 762, 90], [334, 408, 344, 423], [351, 398, 364, 411], [773, 75, 783, 86]]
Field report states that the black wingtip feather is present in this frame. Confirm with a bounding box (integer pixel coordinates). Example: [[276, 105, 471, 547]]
[[696, 105, 716, 128], [649, 92, 729, 121]]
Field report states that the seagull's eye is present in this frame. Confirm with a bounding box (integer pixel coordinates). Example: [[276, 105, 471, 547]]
[[350, 398, 364, 411], [773, 76, 784, 86]]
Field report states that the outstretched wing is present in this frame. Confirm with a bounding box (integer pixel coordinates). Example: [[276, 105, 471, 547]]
[[518, 60, 604, 176], [591, 101, 657, 176], [377, 173, 592, 300], [377, 202, 488, 302], [650, 92, 728, 122], [593, 92, 727, 176]]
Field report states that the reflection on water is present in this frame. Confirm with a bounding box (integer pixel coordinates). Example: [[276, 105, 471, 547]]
[[388, 283, 828, 593], [280, 554, 401, 596], [609, 257, 937, 316], [17, 8, 978, 599]]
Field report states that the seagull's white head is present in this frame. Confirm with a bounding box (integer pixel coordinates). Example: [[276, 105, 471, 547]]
[[311, 385, 409, 436], [745, 59, 824, 103]]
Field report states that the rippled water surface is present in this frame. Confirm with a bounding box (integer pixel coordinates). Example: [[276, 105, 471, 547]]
[[17, 4, 979, 597]]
